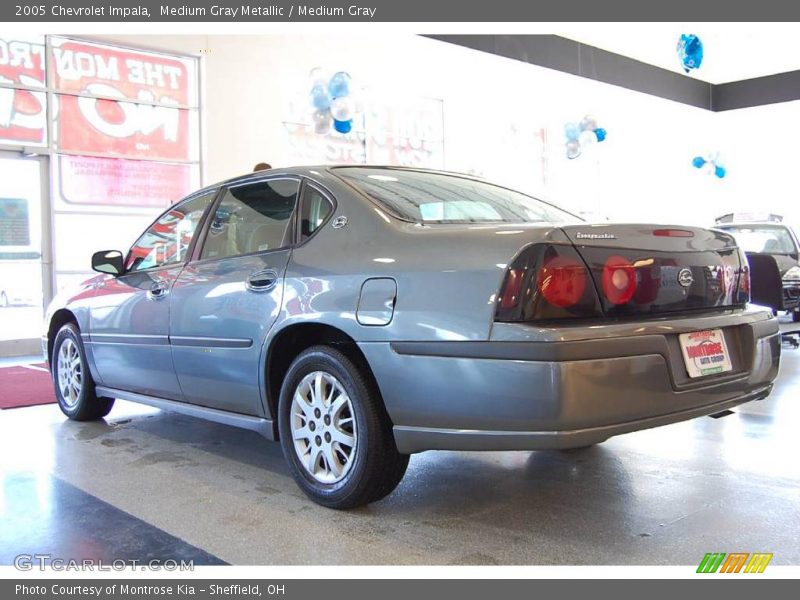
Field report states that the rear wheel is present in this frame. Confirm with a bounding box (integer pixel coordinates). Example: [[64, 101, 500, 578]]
[[52, 323, 114, 421], [278, 345, 408, 509]]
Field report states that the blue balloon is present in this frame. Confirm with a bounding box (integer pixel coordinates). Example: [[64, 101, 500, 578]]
[[328, 71, 351, 98], [310, 85, 331, 110], [692, 156, 706, 168], [564, 122, 580, 141], [714, 165, 726, 178], [678, 34, 703, 73], [333, 119, 352, 134], [594, 128, 607, 142]]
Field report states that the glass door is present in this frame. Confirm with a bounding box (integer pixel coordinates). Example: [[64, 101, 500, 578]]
[[0, 153, 47, 351]]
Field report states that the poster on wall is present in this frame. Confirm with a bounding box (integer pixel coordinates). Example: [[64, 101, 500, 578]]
[[57, 155, 193, 208], [0, 34, 47, 145], [282, 89, 444, 169], [366, 95, 444, 168], [0, 197, 30, 246], [50, 37, 194, 161]]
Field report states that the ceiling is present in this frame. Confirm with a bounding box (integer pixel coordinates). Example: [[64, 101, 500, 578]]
[[559, 24, 800, 84]]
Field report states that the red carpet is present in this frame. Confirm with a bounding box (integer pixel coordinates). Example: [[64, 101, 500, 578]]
[[0, 363, 56, 409]]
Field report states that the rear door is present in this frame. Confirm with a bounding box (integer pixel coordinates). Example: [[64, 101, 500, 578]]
[[169, 177, 300, 415]]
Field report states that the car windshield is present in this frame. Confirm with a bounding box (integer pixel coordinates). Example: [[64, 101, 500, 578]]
[[719, 225, 797, 254], [334, 167, 581, 224]]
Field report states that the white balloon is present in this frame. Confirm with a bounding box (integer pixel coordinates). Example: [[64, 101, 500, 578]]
[[330, 96, 354, 122], [312, 109, 332, 134], [580, 115, 597, 131], [578, 130, 596, 147], [309, 67, 329, 88], [566, 140, 581, 159]]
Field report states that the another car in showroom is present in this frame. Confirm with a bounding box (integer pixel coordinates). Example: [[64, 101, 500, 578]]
[[43, 167, 781, 508], [714, 214, 800, 321]]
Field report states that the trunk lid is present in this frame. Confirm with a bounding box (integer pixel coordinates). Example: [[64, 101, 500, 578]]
[[560, 224, 745, 316]]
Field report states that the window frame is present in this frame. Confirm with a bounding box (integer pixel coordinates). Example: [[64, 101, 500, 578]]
[[190, 175, 302, 265], [122, 187, 220, 275], [294, 178, 337, 248]]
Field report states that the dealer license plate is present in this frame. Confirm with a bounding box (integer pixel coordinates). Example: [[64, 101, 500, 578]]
[[679, 329, 733, 378]]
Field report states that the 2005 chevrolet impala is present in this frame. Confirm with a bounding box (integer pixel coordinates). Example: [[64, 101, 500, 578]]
[[43, 166, 781, 508]]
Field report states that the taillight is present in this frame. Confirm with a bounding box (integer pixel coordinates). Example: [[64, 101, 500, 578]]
[[495, 244, 602, 322], [602, 255, 637, 305], [538, 256, 586, 308]]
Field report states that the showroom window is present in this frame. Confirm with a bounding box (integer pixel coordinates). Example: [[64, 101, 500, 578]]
[[200, 180, 299, 260], [0, 34, 201, 349]]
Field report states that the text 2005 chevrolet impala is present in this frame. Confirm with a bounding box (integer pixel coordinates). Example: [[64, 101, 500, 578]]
[[43, 166, 780, 508]]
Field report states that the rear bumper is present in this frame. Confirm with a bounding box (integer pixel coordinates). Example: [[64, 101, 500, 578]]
[[393, 384, 773, 452], [359, 307, 780, 453]]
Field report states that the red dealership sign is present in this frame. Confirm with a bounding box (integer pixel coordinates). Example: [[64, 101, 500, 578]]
[[0, 36, 46, 144], [0, 36, 194, 159], [52, 39, 193, 160]]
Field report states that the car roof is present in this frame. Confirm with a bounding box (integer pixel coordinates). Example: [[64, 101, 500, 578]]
[[201, 165, 489, 192]]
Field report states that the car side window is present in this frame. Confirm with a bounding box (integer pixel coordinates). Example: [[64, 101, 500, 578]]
[[299, 184, 334, 242], [200, 179, 299, 260], [125, 190, 217, 273]]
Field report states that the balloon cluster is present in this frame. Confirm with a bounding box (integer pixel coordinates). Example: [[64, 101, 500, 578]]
[[677, 34, 703, 73], [692, 154, 726, 178], [564, 115, 606, 160], [309, 68, 356, 135]]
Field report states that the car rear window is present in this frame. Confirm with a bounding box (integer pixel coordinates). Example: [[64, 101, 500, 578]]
[[334, 167, 581, 224]]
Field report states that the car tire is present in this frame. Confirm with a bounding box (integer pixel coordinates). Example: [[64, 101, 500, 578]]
[[793, 310, 800, 323], [52, 323, 115, 421], [0, 291, 8, 308], [277, 345, 409, 509]]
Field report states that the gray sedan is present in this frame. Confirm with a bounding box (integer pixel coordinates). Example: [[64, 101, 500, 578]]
[[43, 166, 781, 508]]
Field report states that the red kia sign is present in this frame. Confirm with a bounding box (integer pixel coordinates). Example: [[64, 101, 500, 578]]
[[0, 35, 46, 144], [0, 36, 195, 160], [52, 38, 193, 161]]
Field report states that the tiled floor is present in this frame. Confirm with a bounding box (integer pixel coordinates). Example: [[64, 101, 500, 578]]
[[1, 346, 798, 565]]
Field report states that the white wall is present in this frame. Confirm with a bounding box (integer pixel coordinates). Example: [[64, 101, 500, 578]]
[[90, 33, 786, 229]]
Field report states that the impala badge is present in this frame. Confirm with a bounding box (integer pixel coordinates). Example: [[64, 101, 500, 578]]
[[332, 216, 348, 229], [678, 268, 694, 288]]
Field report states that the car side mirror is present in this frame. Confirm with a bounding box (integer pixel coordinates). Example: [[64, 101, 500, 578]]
[[91, 250, 125, 276]]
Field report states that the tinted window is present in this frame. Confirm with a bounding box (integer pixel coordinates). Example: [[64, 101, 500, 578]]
[[126, 190, 216, 273], [720, 225, 797, 255], [335, 167, 580, 224], [201, 179, 298, 260], [299, 184, 333, 242]]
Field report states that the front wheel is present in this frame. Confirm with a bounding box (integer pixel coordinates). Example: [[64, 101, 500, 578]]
[[277, 345, 408, 509], [52, 323, 114, 421]]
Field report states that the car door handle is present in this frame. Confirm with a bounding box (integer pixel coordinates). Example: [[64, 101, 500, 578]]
[[147, 282, 170, 300], [246, 269, 279, 292]]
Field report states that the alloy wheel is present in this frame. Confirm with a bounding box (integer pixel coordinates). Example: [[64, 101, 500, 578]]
[[57, 338, 83, 408], [290, 370, 357, 484]]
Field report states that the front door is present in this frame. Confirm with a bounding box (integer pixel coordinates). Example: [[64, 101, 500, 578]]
[[169, 177, 300, 415], [89, 190, 216, 398]]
